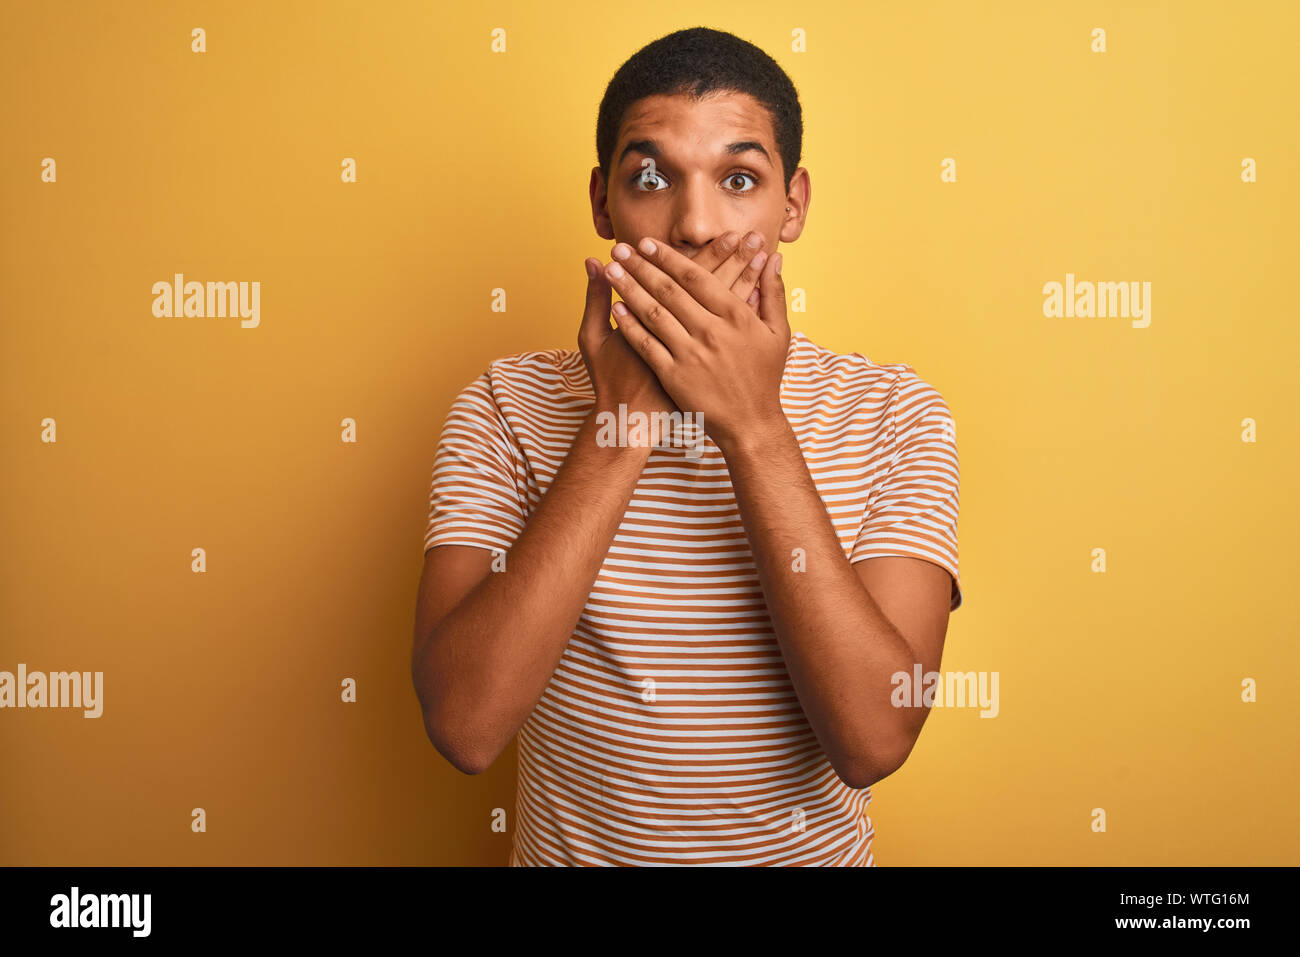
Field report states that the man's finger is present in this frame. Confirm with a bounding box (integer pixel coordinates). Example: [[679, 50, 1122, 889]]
[[756, 251, 790, 335], [690, 229, 743, 276], [714, 230, 767, 294], [685, 228, 768, 297], [633, 236, 747, 324], [606, 245, 701, 346], [730, 247, 768, 306], [578, 257, 613, 353], [611, 300, 674, 376]]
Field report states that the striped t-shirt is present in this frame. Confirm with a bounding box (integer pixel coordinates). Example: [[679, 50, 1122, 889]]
[[424, 330, 962, 866]]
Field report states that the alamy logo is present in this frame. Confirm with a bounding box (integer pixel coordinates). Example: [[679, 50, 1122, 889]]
[[0, 664, 103, 717], [1042, 272, 1151, 328], [152, 273, 260, 328], [50, 886, 151, 937], [595, 403, 705, 459], [891, 665, 999, 718]]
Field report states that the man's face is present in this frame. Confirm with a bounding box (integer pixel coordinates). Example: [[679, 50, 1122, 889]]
[[591, 91, 808, 261]]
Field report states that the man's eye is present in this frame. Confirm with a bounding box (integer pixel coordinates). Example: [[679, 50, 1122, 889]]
[[635, 171, 667, 191], [726, 172, 758, 192]]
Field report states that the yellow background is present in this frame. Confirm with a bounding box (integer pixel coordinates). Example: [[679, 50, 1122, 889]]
[[2, 0, 1296, 865]]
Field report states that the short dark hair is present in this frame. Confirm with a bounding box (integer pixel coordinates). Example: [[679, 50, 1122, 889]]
[[596, 27, 803, 195]]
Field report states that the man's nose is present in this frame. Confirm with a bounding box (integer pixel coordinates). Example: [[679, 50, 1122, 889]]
[[668, 178, 728, 254]]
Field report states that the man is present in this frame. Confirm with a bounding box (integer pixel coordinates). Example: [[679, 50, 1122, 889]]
[[412, 27, 962, 866]]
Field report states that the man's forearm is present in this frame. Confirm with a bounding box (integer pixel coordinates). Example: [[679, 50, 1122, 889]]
[[718, 418, 919, 788], [416, 408, 650, 773]]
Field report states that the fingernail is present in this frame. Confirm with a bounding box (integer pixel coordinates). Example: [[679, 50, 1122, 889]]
[[638, 237, 656, 256], [613, 301, 628, 316], [606, 262, 625, 279], [745, 231, 762, 249], [774, 253, 783, 275], [585, 260, 596, 278], [751, 250, 768, 272], [612, 243, 632, 261]]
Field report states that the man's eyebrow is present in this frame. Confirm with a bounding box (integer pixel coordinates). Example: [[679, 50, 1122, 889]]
[[616, 138, 772, 168]]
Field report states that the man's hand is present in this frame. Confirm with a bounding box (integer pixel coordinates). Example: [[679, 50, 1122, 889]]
[[598, 231, 791, 452], [579, 230, 773, 429], [578, 258, 676, 418]]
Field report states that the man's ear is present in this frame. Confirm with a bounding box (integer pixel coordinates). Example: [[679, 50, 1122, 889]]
[[779, 166, 811, 243], [589, 166, 615, 241]]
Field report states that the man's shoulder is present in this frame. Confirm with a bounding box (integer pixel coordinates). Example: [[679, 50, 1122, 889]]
[[787, 331, 936, 401], [462, 345, 591, 406], [485, 344, 586, 380]]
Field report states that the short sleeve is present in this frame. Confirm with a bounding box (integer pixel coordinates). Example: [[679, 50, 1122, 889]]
[[850, 372, 963, 611], [423, 372, 529, 556]]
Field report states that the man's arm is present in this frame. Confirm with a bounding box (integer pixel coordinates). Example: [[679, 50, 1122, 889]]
[[717, 420, 952, 789], [412, 408, 650, 775]]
